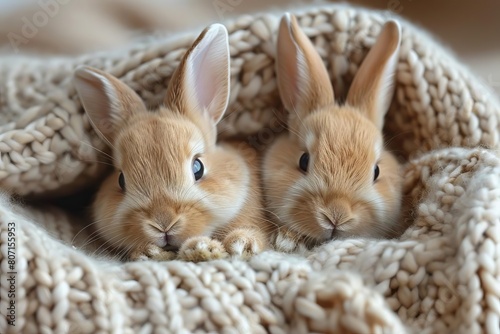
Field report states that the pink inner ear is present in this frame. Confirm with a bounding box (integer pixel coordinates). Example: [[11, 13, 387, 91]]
[[191, 47, 217, 112], [185, 26, 229, 122], [73, 69, 119, 141], [276, 14, 334, 113], [277, 19, 302, 111]]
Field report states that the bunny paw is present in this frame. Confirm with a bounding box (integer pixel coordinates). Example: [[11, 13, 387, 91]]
[[274, 228, 309, 254], [223, 229, 264, 258], [129, 244, 176, 261], [178, 236, 229, 262]]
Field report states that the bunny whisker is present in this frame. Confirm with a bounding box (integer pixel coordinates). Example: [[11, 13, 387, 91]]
[[79, 140, 115, 161]]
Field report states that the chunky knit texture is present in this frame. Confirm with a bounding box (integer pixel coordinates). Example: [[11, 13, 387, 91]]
[[1, 3, 500, 333]]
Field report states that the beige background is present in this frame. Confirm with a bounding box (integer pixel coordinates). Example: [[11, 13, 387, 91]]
[[1, 0, 498, 94], [228, 0, 500, 96], [338, 0, 500, 95]]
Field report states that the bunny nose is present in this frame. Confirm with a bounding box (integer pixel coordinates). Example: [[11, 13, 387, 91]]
[[164, 218, 179, 230], [163, 232, 178, 252], [321, 213, 336, 228], [155, 211, 179, 230], [329, 199, 352, 222], [318, 214, 337, 240]]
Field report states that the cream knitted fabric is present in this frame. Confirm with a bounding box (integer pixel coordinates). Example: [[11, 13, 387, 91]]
[[1, 3, 500, 333]]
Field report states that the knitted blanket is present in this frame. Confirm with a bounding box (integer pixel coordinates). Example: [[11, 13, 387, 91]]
[[1, 3, 500, 333]]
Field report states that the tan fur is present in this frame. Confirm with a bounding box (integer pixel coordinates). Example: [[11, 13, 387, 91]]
[[264, 14, 404, 251], [276, 14, 334, 121], [346, 20, 401, 130], [178, 237, 228, 262], [74, 24, 270, 261]]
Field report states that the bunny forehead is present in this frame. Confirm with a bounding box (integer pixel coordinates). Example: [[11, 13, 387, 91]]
[[113, 116, 206, 168], [302, 117, 383, 162]]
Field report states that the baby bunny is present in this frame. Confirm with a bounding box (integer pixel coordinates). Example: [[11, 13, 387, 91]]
[[263, 14, 403, 252], [73, 24, 269, 261]]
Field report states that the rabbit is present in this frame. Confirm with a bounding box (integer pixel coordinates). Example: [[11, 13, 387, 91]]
[[263, 13, 404, 252], [73, 23, 270, 262]]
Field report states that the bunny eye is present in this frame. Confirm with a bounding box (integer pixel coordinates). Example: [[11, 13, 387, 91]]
[[118, 172, 126, 191], [299, 153, 309, 172], [374, 164, 380, 181], [193, 158, 204, 181]]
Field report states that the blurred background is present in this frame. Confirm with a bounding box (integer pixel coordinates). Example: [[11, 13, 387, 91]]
[[0, 0, 499, 94]]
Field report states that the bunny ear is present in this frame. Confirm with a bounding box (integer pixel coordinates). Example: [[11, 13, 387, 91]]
[[276, 13, 334, 117], [346, 20, 401, 130], [164, 23, 230, 125], [73, 66, 147, 143]]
